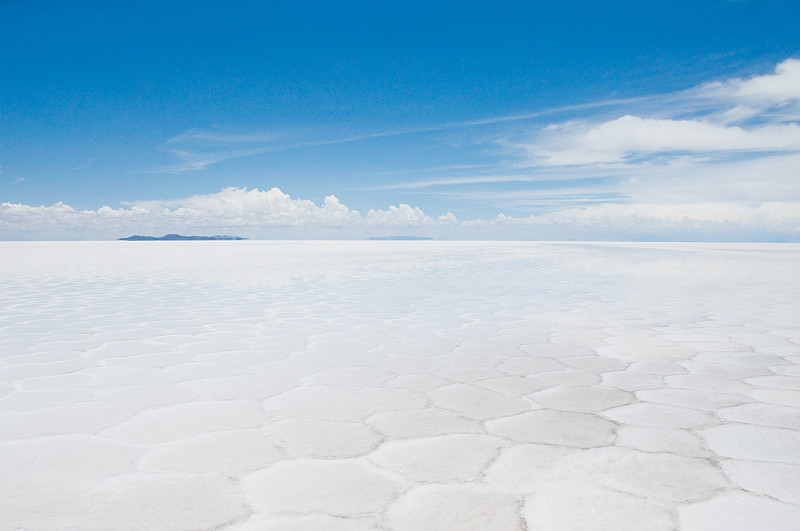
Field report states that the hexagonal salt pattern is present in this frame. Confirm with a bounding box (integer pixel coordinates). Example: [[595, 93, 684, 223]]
[[1, 241, 799, 530]]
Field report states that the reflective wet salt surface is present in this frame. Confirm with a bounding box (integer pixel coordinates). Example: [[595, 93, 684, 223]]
[[1, 241, 799, 530]]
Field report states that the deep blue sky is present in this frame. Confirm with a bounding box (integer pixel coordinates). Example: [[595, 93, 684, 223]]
[[1, 1, 799, 239]]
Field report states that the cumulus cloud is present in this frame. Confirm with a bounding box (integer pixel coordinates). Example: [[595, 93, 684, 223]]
[[0, 201, 152, 229], [365, 204, 433, 225], [0, 187, 450, 239], [2, 186, 799, 241], [131, 187, 360, 227]]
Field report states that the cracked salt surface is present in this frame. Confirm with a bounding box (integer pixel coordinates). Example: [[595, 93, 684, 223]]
[[1, 241, 799, 530]]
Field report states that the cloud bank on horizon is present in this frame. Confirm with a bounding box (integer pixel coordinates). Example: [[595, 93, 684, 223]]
[[3, 184, 798, 241], [3, 59, 800, 241]]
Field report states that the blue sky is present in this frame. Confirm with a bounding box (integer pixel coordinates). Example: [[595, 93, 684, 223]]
[[1, 0, 799, 240]]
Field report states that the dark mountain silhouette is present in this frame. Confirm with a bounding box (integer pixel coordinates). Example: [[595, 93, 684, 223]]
[[119, 234, 247, 241]]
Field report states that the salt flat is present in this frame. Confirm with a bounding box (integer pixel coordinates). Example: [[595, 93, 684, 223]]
[[1, 241, 799, 530]]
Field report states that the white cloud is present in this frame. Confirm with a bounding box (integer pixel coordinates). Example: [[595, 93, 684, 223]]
[[466, 201, 800, 241], [624, 152, 800, 204], [532, 115, 800, 166], [0, 187, 441, 239], [132, 187, 360, 227], [365, 204, 433, 225], [362, 174, 538, 190], [546, 202, 800, 227], [705, 58, 800, 105], [515, 58, 800, 168], [487, 57, 800, 226], [2, 186, 799, 241]]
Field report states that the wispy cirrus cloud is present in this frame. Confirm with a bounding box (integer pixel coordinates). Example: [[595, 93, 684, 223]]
[[158, 127, 414, 173], [157, 129, 305, 172], [361, 174, 539, 190], [156, 96, 651, 173]]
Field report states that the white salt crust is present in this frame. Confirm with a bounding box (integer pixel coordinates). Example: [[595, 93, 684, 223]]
[[1, 240, 799, 530]]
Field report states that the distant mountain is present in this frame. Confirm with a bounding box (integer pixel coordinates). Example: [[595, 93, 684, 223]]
[[119, 234, 248, 241], [367, 236, 434, 241]]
